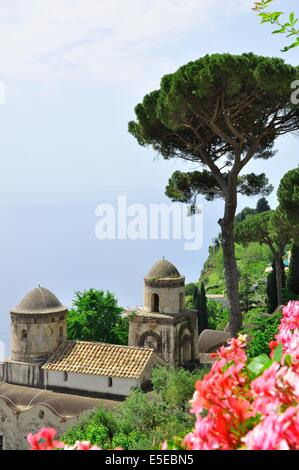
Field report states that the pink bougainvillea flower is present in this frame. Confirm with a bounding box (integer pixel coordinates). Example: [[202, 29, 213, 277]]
[[27, 428, 64, 450]]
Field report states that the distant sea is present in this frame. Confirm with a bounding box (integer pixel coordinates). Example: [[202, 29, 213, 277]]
[[0, 191, 223, 356]]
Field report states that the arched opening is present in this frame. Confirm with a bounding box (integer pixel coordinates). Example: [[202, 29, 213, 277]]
[[182, 337, 192, 363], [139, 330, 162, 354], [63, 371, 68, 382], [144, 335, 158, 350], [59, 326, 64, 338], [21, 329, 27, 341], [179, 292, 184, 310], [151, 293, 160, 312]]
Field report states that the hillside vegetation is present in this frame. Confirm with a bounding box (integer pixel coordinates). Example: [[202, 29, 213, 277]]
[[199, 242, 273, 305]]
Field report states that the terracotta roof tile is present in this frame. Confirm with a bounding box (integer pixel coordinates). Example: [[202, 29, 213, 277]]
[[42, 341, 162, 379]]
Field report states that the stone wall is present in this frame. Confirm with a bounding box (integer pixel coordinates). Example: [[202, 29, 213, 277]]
[[11, 312, 66, 363], [0, 400, 92, 450], [2, 361, 44, 388], [143, 285, 185, 314], [129, 310, 199, 366]]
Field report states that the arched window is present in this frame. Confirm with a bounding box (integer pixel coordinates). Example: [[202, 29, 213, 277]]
[[182, 337, 192, 363], [151, 293, 159, 312], [59, 326, 64, 338], [179, 292, 184, 310], [108, 377, 113, 388], [21, 329, 27, 340], [63, 371, 68, 382]]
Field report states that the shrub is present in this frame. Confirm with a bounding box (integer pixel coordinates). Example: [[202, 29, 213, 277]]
[[207, 300, 229, 330], [60, 367, 209, 451], [242, 310, 281, 358], [67, 289, 127, 345]]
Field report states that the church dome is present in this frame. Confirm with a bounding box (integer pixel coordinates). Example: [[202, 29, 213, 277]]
[[11, 287, 67, 315], [146, 259, 181, 280]]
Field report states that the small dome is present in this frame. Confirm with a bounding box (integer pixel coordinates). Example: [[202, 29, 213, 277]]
[[11, 287, 67, 315], [146, 259, 181, 280]]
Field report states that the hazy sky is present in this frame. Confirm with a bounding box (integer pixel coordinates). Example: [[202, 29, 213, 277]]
[[0, 0, 297, 205], [0, 0, 299, 351]]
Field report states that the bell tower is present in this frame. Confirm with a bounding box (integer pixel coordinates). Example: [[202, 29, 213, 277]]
[[10, 286, 67, 363], [129, 259, 198, 366]]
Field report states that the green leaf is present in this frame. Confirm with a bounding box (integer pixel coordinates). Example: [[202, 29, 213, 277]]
[[270, 11, 283, 22], [284, 354, 292, 367], [247, 354, 272, 378], [273, 343, 283, 362], [222, 360, 235, 373], [290, 12, 295, 24]]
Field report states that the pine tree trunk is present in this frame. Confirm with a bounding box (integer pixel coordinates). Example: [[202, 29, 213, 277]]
[[219, 188, 242, 337], [275, 255, 283, 307]]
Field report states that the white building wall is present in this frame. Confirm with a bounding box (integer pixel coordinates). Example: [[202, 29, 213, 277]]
[[46, 370, 139, 397]]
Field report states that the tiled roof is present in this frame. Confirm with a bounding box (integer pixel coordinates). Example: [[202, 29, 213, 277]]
[[42, 341, 162, 379]]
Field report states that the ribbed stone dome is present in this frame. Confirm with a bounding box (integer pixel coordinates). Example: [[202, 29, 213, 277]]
[[146, 259, 181, 279], [11, 287, 67, 315]]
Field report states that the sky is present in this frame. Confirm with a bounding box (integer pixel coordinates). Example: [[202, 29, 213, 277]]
[[0, 1, 298, 348], [0, 0, 297, 200]]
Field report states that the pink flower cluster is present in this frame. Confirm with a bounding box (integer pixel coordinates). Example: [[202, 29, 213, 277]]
[[183, 301, 299, 451]]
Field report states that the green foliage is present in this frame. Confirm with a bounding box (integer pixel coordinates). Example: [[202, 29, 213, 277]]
[[67, 289, 128, 345], [200, 241, 272, 301], [266, 260, 278, 314], [235, 209, 293, 305], [111, 431, 143, 450], [166, 171, 273, 204], [288, 244, 299, 296], [277, 167, 299, 226], [242, 309, 282, 358], [63, 367, 209, 450], [193, 283, 209, 333], [254, 1, 299, 51], [256, 197, 271, 213], [185, 282, 197, 296], [234, 207, 256, 224], [63, 406, 117, 447], [247, 353, 273, 378], [266, 258, 286, 313], [129, 53, 298, 169], [239, 273, 255, 313], [234, 198, 270, 225], [207, 300, 229, 331], [151, 367, 207, 411]]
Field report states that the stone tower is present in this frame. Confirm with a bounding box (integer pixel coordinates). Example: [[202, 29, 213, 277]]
[[129, 259, 198, 366], [10, 287, 67, 363]]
